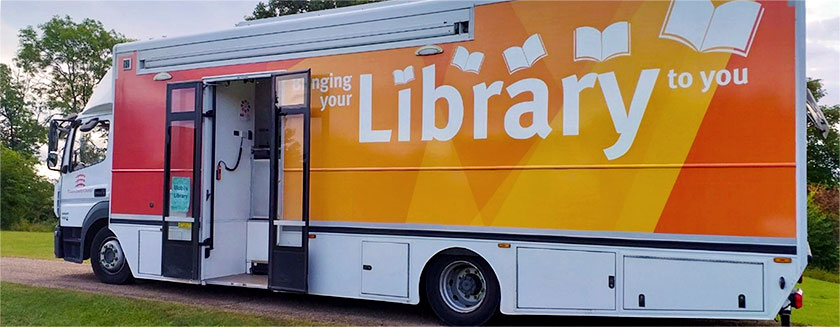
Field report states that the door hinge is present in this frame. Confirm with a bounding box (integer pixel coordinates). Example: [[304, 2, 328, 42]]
[[203, 109, 215, 118]]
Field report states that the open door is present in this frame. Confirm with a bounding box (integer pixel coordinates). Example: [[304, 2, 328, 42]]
[[268, 70, 311, 292], [162, 82, 203, 280]]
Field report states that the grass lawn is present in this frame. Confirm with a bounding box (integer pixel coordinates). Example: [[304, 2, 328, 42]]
[[0, 282, 309, 326], [795, 277, 840, 326], [0, 231, 55, 260]]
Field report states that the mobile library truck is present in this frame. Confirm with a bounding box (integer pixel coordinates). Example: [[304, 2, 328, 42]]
[[50, 0, 820, 325]]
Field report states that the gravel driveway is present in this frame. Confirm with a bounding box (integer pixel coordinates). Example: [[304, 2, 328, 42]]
[[0, 257, 778, 326]]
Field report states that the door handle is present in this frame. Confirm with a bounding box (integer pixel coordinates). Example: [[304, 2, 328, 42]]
[[94, 188, 106, 197]]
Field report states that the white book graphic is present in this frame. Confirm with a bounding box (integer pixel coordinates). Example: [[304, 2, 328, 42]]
[[659, 0, 764, 57], [574, 21, 631, 62], [450, 46, 484, 74], [503, 34, 547, 74], [392, 66, 415, 85]]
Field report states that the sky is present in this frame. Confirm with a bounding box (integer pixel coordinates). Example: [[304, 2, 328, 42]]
[[1, 0, 839, 105]]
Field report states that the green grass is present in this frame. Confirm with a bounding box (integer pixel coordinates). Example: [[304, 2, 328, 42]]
[[0, 282, 309, 326], [794, 277, 840, 326], [0, 231, 55, 259]]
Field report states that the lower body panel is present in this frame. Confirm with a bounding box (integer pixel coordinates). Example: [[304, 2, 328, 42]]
[[108, 218, 802, 320]]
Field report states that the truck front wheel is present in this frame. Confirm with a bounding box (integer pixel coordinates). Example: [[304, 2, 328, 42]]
[[425, 255, 500, 325], [90, 228, 133, 284]]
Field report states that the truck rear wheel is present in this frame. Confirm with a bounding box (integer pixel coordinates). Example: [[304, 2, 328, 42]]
[[425, 255, 500, 325], [90, 228, 133, 284]]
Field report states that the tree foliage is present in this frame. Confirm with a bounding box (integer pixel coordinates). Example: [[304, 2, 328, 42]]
[[246, 0, 383, 20], [15, 16, 129, 115], [807, 186, 839, 273], [806, 78, 840, 186], [0, 144, 55, 230], [0, 64, 46, 155]]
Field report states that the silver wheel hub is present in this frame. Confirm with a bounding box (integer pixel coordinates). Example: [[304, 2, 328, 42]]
[[99, 238, 124, 272], [440, 260, 487, 313]]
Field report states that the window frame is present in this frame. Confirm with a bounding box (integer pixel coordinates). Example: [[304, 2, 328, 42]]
[[68, 118, 111, 172]]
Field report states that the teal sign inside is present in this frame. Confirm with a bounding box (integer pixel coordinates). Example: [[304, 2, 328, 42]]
[[170, 177, 191, 213]]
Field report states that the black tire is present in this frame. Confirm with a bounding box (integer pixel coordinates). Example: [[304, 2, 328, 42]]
[[90, 228, 134, 285], [425, 255, 500, 326]]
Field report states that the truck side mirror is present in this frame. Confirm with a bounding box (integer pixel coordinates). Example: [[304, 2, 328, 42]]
[[47, 152, 60, 171], [48, 121, 59, 152]]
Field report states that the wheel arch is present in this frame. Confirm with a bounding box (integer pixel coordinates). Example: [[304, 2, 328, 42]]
[[81, 201, 110, 260], [417, 246, 500, 305]]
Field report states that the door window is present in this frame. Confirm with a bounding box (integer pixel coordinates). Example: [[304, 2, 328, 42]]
[[71, 120, 110, 171], [168, 120, 195, 217]]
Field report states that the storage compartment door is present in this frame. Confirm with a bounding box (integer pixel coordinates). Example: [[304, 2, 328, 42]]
[[623, 257, 764, 311], [138, 230, 162, 275], [517, 248, 616, 310], [361, 241, 409, 298]]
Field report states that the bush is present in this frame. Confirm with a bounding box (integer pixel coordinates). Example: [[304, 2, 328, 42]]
[[9, 220, 56, 232], [804, 267, 840, 283], [0, 145, 55, 230], [807, 185, 839, 273]]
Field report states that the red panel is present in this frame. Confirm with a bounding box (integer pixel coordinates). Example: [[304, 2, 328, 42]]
[[111, 172, 163, 215], [110, 52, 301, 216]]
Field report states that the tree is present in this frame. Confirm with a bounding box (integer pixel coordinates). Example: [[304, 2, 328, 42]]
[[0, 63, 46, 155], [806, 78, 839, 186], [15, 16, 130, 115], [246, 0, 383, 20], [0, 144, 55, 230]]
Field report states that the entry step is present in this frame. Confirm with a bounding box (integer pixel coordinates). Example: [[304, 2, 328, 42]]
[[205, 273, 268, 289]]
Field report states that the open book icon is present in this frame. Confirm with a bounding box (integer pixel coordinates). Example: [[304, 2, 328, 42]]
[[659, 0, 763, 57], [503, 34, 547, 74], [574, 22, 631, 62], [393, 66, 414, 85], [451, 46, 484, 74]]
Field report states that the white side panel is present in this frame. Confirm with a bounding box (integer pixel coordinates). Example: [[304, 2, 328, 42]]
[[516, 248, 615, 310], [109, 223, 143, 277], [361, 241, 409, 298], [138, 230, 162, 275], [623, 257, 764, 311], [203, 221, 247, 279], [308, 234, 363, 298], [247, 220, 269, 262]]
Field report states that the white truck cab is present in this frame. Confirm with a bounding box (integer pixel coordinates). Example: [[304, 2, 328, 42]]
[[50, 70, 114, 264]]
